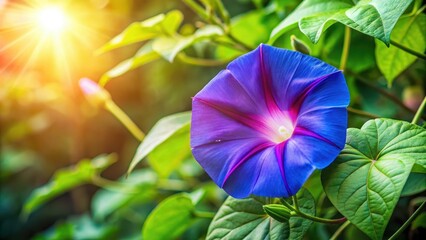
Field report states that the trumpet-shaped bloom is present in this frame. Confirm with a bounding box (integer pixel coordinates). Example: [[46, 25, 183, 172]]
[[190, 44, 349, 198]]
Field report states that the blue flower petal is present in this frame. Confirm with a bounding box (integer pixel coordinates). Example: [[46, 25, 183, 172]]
[[296, 108, 348, 150], [191, 100, 263, 147], [191, 44, 350, 198]]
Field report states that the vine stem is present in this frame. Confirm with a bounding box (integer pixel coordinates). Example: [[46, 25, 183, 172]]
[[281, 199, 346, 224], [346, 70, 426, 120], [330, 221, 351, 240], [193, 210, 216, 219], [177, 53, 231, 66], [347, 107, 379, 119], [389, 201, 426, 240], [340, 26, 351, 71], [411, 97, 426, 124], [104, 100, 145, 142], [292, 196, 300, 212], [91, 175, 140, 194], [390, 40, 426, 60]]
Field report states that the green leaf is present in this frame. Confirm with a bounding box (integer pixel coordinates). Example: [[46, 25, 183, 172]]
[[142, 193, 196, 240], [207, 188, 315, 240], [91, 169, 157, 220], [23, 154, 117, 216], [98, 10, 183, 53], [412, 212, 426, 230], [401, 172, 426, 197], [100, 42, 160, 85], [270, 0, 413, 44], [152, 25, 223, 62], [231, 10, 280, 48], [128, 112, 191, 176], [270, 0, 352, 43], [322, 118, 426, 240], [376, 13, 426, 85]]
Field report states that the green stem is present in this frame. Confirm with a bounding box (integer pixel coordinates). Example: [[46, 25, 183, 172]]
[[411, 97, 426, 124], [91, 175, 139, 194], [156, 179, 191, 191], [340, 26, 351, 71], [194, 210, 216, 219], [213, 0, 230, 24], [104, 100, 145, 142], [389, 201, 426, 240], [347, 70, 426, 119], [177, 53, 231, 66], [213, 39, 247, 53], [292, 196, 300, 212], [390, 40, 426, 60], [330, 221, 351, 240], [182, 0, 210, 21], [226, 33, 253, 51], [281, 199, 346, 224], [347, 107, 379, 119]]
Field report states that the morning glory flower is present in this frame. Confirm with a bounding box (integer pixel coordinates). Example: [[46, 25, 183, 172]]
[[190, 44, 349, 198]]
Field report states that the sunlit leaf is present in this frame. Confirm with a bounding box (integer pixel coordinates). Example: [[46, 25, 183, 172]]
[[270, 0, 413, 44], [322, 118, 426, 240], [91, 169, 157, 220], [100, 42, 161, 85], [376, 13, 426, 86], [23, 154, 117, 216], [207, 188, 314, 240], [98, 10, 183, 53], [128, 112, 191, 176], [153, 25, 223, 62]]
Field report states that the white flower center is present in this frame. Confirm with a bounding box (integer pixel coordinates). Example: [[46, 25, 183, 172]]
[[275, 125, 293, 143]]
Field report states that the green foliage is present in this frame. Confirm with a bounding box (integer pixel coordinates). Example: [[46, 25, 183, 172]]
[[142, 191, 204, 240], [100, 42, 160, 85], [3, 0, 426, 239], [322, 118, 426, 240], [23, 154, 117, 216], [129, 112, 191, 177], [376, 13, 426, 86], [401, 172, 426, 197], [270, 0, 413, 44], [207, 188, 315, 240], [98, 11, 183, 53], [91, 169, 157, 220]]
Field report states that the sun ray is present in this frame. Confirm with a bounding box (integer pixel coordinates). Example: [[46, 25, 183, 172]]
[[0, 0, 110, 87]]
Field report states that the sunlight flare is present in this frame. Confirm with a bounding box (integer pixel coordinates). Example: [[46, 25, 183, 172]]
[[36, 6, 68, 34]]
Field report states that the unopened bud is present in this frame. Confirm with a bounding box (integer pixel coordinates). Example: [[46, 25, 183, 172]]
[[79, 78, 111, 107], [291, 35, 311, 55], [263, 204, 292, 223]]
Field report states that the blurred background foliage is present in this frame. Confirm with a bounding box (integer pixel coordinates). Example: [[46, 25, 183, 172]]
[[0, 0, 424, 239]]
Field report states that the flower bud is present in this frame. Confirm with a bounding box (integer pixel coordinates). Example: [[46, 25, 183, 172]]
[[290, 35, 311, 55], [402, 86, 424, 111], [79, 78, 111, 107], [263, 204, 293, 223]]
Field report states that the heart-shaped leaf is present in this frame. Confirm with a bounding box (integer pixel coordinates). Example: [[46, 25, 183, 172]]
[[207, 188, 315, 240], [270, 0, 413, 44], [322, 118, 426, 240]]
